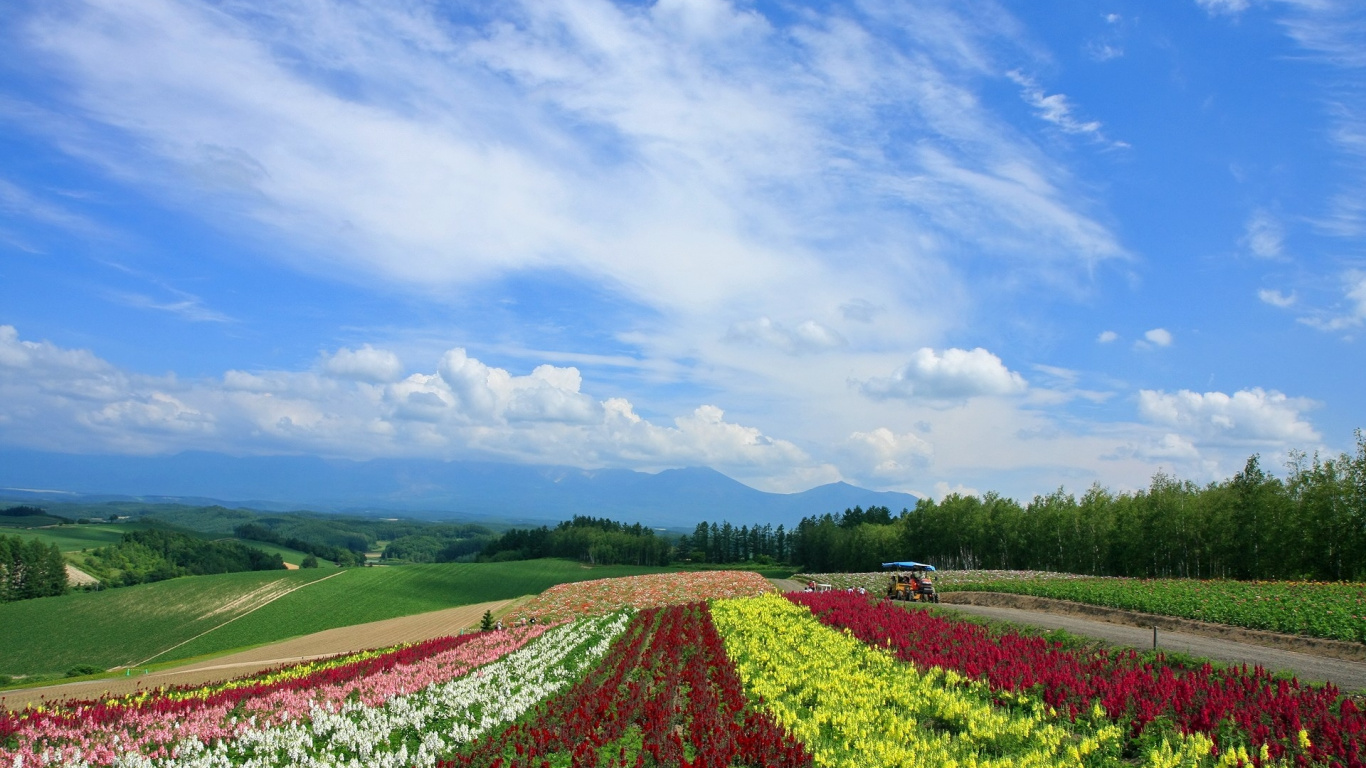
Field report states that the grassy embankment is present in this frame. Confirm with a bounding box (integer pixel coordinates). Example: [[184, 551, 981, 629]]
[[0, 559, 682, 681]]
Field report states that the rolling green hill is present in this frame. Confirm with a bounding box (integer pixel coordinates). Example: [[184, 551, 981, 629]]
[[0, 559, 677, 679]]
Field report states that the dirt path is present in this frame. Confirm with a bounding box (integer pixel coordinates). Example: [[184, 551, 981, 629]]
[[64, 563, 100, 586], [766, 578, 804, 593], [933, 602, 1366, 693], [1, 599, 511, 710]]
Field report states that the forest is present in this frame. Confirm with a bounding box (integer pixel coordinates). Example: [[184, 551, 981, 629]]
[[689, 435, 1366, 581], [480, 516, 674, 566], [81, 529, 286, 586], [0, 533, 67, 602]]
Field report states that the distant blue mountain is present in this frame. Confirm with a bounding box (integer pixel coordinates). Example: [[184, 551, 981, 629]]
[[0, 449, 920, 528]]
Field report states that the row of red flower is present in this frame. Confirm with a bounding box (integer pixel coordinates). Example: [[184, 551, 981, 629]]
[[440, 602, 812, 768], [789, 591, 1364, 767]]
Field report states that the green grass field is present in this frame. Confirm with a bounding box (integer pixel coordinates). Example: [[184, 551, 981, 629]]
[[0, 559, 680, 679]]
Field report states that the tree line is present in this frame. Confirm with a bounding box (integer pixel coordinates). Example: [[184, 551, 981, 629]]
[[692, 433, 1366, 581], [0, 534, 68, 602], [235, 522, 366, 566], [82, 529, 286, 586], [481, 516, 673, 566]]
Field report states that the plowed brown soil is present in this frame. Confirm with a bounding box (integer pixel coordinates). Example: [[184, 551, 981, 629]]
[[2, 598, 513, 710]]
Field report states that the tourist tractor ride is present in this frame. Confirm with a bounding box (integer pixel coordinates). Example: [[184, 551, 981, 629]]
[[883, 561, 940, 603]]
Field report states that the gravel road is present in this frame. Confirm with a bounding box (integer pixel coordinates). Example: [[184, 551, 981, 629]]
[[935, 602, 1366, 693]]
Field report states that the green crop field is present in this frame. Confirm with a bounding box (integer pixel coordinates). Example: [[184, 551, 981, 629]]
[[948, 576, 1366, 643], [166, 559, 679, 658], [1, 523, 147, 553], [0, 559, 678, 680], [0, 569, 336, 679]]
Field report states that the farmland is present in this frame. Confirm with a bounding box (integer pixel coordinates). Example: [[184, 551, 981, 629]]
[[0, 559, 683, 679], [6, 572, 1364, 767]]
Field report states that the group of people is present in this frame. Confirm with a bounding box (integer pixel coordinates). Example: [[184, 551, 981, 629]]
[[801, 580, 866, 595]]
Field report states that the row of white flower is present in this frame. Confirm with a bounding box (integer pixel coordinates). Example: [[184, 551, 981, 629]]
[[43, 612, 633, 768]]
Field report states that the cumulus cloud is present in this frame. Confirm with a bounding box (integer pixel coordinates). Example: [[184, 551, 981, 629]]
[[843, 427, 933, 478], [725, 317, 844, 354], [862, 347, 1027, 402], [322, 345, 405, 383], [1138, 387, 1320, 444], [1138, 328, 1173, 348], [1097, 330, 1118, 343], [0, 325, 818, 482]]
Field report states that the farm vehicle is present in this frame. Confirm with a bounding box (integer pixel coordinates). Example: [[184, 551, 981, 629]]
[[883, 561, 939, 603]]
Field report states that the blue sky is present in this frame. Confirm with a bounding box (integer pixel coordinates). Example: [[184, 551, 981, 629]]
[[1, 0, 1362, 500]]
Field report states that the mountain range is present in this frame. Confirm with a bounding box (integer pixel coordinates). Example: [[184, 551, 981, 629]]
[[0, 449, 921, 528]]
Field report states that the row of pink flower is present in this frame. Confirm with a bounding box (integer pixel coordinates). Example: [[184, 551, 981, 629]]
[[2, 625, 546, 767]]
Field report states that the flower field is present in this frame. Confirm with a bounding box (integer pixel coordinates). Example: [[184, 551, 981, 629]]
[[504, 570, 773, 624], [796, 570, 1366, 643], [5, 571, 1365, 768], [792, 591, 1365, 767]]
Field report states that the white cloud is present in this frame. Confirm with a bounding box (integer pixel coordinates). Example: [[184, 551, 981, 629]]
[[1086, 42, 1124, 62], [1142, 328, 1173, 347], [1135, 432, 1201, 461], [1258, 288, 1297, 308], [1242, 209, 1285, 259], [862, 347, 1027, 401], [1097, 330, 1118, 343], [1299, 269, 1366, 331], [108, 291, 234, 323], [0, 325, 821, 486], [930, 481, 980, 500], [843, 427, 933, 478], [725, 317, 844, 354], [11, 0, 1127, 370], [1196, 0, 1250, 16], [322, 345, 404, 383], [1138, 387, 1320, 444], [1005, 70, 1111, 142]]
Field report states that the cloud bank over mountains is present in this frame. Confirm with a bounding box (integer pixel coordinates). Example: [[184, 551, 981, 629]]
[[0, 324, 1328, 496], [0, 0, 1360, 501]]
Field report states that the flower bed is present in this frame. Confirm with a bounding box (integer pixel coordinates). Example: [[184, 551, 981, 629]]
[[1, 613, 631, 768], [710, 593, 1217, 767], [791, 591, 1366, 767], [443, 602, 811, 767], [506, 570, 773, 624]]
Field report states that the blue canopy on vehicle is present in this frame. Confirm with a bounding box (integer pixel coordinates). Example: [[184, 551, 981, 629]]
[[881, 561, 936, 571]]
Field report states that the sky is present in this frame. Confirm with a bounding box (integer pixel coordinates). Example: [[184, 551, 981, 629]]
[[0, 0, 1362, 501]]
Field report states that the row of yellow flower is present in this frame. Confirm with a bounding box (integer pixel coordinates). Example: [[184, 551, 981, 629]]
[[710, 594, 1248, 768]]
